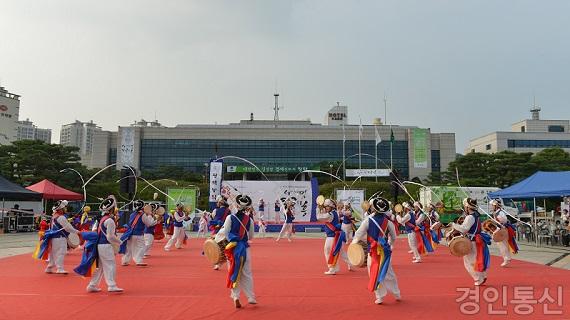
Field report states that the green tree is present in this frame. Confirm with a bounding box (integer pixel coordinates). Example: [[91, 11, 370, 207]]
[[487, 152, 536, 188], [0, 140, 83, 186], [530, 147, 570, 171], [441, 148, 570, 188], [443, 152, 493, 186], [142, 165, 202, 182]]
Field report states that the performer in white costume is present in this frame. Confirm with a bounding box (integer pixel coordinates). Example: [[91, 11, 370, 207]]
[[197, 210, 210, 238], [340, 202, 355, 243], [353, 197, 401, 304], [143, 203, 160, 257], [276, 199, 295, 242], [452, 198, 491, 286], [87, 195, 123, 292], [44, 200, 80, 274], [257, 215, 267, 238], [215, 195, 257, 308], [121, 200, 156, 266], [490, 199, 519, 267], [317, 198, 352, 274], [396, 202, 422, 263], [164, 203, 189, 251]]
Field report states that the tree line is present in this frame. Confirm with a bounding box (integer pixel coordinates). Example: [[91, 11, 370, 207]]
[[2, 141, 569, 207], [428, 147, 570, 187]]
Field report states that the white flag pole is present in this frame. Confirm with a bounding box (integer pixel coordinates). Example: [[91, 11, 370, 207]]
[[342, 124, 346, 181], [358, 118, 362, 169]]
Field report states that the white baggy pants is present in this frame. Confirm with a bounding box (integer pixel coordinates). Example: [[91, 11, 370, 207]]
[[341, 224, 353, 242], [496, 240, 512, 262], [407, 233, 421, 261], [229, 247, 255, 301], [463, 241, 487, 283], [197, 221, 207, 238], [46, 237, 67, 272], [89, 244, 118, 289], [277, 223, 293, 240], [258, 224, 266, 238], [164, 226, 185, 250], [324, 236, 350, 272], [367, 255, 400, 300], [143, 233, 154, 256], [121, 235, 145, 265]]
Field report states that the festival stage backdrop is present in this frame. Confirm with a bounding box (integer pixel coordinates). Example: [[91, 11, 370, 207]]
[[335, 189, 365, 221], [420, 186, 500, 212], [221, 179, 319, 222], [167, 188, 198, 214]]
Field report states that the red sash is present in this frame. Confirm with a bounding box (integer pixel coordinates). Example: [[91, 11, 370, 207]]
[[98, 216, 111, 235], [130, 212, 143, 229], [325, 222, 339, 232]]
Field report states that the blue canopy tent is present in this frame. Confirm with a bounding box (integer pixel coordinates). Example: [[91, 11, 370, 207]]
[[489, 171, 570, 246], [489, 171, 570, 199]]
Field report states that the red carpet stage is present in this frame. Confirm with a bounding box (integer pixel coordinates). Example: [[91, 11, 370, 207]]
[[0, 238, 568, 320]]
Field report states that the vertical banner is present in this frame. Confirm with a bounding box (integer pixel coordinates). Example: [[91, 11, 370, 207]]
[[413, 128, 428, 168], [208, 160, 223, 209], [119, 127, 135, 168]]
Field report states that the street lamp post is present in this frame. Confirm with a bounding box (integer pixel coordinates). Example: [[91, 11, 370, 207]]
[[329, 163, 333, 183]]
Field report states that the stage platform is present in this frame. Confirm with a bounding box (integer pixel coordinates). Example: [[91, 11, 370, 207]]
[[0, 237, 568, 320]]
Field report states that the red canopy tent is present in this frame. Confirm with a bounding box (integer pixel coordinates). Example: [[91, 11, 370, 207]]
[[26, 179, 84, 200]]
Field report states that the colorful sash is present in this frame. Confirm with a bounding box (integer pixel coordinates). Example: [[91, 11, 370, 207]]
[[392, 219, 400, 236], [505, 223, 519, 254], [431, 228, 443, 244], [32, 214, 64, 261], [32, 229, 60, 261], [119, 212, 142, 254], [474, 232, 491, 272], [406, 221, 426, 255], [418, 225, 434, 253], [367, 219, 391, 292], [73, 232, 99, 277], [225, 214, 250, 289], [326, 222, 346, 266], [209, 208, 230, 234]]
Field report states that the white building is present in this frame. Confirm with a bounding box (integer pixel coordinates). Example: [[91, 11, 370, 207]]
[[324, 102, 348, 126], [17, 118, 52, 143], [0, 86, 20, 144], [60, 120, 101, 157], [85, 102, 456, 182], [467, 107, 570, 154]]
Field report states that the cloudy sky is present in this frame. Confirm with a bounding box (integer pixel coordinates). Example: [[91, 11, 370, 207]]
[[1, 0, 569, 152]]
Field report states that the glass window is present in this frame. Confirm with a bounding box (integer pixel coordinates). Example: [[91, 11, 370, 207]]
[[548, 125, 565, 133], [506, 139, 570, 148]]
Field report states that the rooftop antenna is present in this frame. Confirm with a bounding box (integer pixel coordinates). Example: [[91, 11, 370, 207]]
[[273, 92, 282, 128], [530, 96, 541, 120]]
